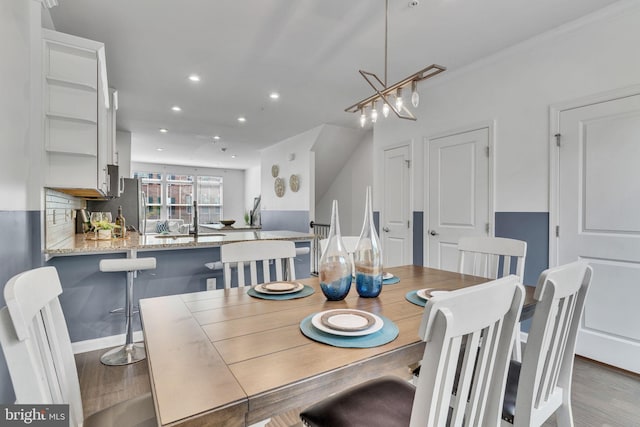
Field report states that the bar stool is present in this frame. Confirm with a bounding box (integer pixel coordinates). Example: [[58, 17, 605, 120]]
[[99, 257, 156, 366]]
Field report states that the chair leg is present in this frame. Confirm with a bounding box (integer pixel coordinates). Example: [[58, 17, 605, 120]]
[[100, 270, 146, 366], [555, 399, 575, 427]]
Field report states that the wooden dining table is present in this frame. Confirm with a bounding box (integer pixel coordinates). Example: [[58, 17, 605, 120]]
[[139, 265, 536, 427]]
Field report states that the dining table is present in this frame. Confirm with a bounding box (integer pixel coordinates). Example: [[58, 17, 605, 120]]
[[139, 265, 536, 427]]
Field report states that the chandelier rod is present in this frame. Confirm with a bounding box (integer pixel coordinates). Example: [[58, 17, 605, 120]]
[[384, 0, 388, 87]]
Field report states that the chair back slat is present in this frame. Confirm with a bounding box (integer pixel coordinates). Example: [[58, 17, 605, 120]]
[[221, 240, 297, 288], [514, 261, 592, 425], [410, 275, 525, 427], [0, 267, 84, 427]]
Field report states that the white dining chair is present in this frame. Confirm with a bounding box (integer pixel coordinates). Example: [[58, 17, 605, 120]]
[[458, 236, 527, 281], [501, 260, 592, 427], [220, 240, 297, 288], [458, 236, 527, 361], [319, 236, 360, 273], [300, 275, 525, 427], [0, 266, 156, 427]]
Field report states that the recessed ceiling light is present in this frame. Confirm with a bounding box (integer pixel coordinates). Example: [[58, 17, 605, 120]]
[[269, 92, 280, 100], [171, 106, 182, 112], [213, 135, 221, 141], [159, 128, 168, 133], [231, 155, 237, 159], [156, 148, 164, 152], [188, 74, 200, 82], [237, 116, 246, 123]]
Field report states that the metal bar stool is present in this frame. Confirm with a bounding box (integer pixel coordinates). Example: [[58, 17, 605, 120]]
[[99, 257, 156, 366]]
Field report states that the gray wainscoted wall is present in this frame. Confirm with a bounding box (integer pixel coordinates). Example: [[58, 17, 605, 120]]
[[0, 211, 41, 404], [413, 211, 424, 266], [46, 242, 311, 343], [409, 211, 549, 282], [494, 212, 549, 286], [47, 248, 222, 342]]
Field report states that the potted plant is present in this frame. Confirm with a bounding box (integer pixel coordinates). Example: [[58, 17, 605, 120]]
[[93, 220, 119, 240], [244, 211, 250, 225]]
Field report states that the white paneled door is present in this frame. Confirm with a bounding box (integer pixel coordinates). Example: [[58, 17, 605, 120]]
[[558, 93, 640, 373], [427, 128, 490, 271], [382, 145, 411, 267]]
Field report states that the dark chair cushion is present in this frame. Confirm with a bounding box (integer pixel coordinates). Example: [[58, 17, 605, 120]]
[[502, 360, 521, 424], [300, 376, 416, 427]]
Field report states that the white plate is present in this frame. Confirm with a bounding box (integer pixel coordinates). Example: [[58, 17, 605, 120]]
[[320, 310, 375, 331], [254, 282, 304, 295], [416, 288, 450, 300], [383, 272, 394, 280], [311, 309, 384, 337]]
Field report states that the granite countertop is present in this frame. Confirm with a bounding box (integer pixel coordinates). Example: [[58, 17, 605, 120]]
[[45, 230, 314, 257]]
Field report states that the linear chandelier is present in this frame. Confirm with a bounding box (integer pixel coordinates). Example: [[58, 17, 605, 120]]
[[345, 0, 446, 126]]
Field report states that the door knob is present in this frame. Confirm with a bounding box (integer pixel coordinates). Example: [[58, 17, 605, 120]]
[[383, 226, 390, 232], [429, 230, 439, 236]]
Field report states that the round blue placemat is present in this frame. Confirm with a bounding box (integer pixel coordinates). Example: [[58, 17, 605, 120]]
[[383, 276, 400, 285], [247, 284, 315, 300], [300, 312, 399, 348], [405, 290, 426, 307]]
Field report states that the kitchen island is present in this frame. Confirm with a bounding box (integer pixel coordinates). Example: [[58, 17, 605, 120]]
[[45, 230, 313, 345], [46, 230, 312, 258]]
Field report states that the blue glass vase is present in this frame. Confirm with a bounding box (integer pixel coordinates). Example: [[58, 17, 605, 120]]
[[354, 186, 383, 298], [319, 200, 352, 301]]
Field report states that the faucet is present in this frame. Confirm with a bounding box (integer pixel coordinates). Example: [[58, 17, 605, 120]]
[[191, 200, 199, 236]]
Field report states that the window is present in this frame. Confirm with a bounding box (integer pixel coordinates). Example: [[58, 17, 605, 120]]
[[134, 171, 223, 224], [197, 176, 223, 223]]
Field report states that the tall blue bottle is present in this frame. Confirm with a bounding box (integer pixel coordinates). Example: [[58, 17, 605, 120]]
[[319, 200, 352, 301], [354, 186, 383, 297]]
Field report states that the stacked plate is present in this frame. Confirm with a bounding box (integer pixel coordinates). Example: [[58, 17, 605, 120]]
[[253, 281, 304, 295], [416, 288, 450, 300], [311, 309, 384, 337]]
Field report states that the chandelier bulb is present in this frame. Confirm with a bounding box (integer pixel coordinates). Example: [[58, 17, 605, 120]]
[[382, 101, 390, 118], [360, 108, 366, 128], [371, 101, 378, 123], [411, 81, 420, 108], [395, 88, 403, 112]]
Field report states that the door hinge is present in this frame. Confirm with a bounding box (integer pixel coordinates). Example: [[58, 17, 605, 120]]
[[407, 220, 410, 228], [556, 225, 560, 237], [555, 133, 561, 147], [405, 160, 411, 168], [486, 223, 490, 233], [485, 146, 490, 157]]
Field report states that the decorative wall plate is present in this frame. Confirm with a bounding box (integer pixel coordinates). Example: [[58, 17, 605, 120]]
[[289, 174, 300, 192], [271, 164, 279, 178], [274, 177, 285, 197]]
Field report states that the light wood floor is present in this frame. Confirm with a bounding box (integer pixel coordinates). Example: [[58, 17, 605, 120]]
[[76, 348, 640, 426]]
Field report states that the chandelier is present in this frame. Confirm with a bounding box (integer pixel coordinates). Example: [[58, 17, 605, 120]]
[[345, 0, 446, 126]]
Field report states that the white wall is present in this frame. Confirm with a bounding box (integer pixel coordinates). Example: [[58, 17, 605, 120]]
[[131, 161, 246, 223], [244, 165, 261, 219], [260, 126, 320, 212], [316, 133, 373, 235], [373, 3, 640, 214]]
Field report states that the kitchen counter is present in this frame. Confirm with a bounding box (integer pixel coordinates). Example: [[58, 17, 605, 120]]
[[45, 230, 314, 258]]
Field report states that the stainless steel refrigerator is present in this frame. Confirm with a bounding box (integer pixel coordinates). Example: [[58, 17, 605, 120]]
[[87, 178, 145, 233]]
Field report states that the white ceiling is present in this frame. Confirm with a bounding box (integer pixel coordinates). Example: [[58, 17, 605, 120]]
[[49, 0, 619, 170]]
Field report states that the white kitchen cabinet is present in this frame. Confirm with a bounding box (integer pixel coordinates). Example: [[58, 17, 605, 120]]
[[43, 29, 112, 197]]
